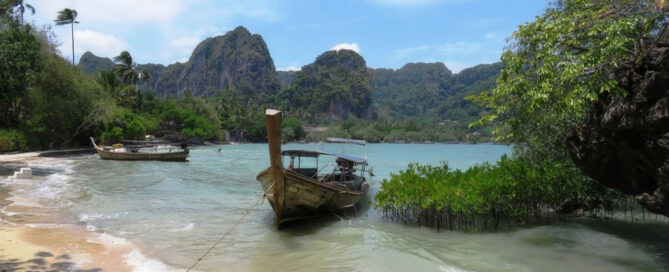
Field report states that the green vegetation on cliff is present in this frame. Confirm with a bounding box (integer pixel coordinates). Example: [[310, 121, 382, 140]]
[[156, 26, 281, 100], [279, 49, 372, 122], [78, 51, 113, 75]]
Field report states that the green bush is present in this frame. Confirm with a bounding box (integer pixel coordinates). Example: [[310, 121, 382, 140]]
[[100, 127, 123, 145], [125, 118, 147, 140], [0, 129, 28, 152], [282, 117, 306, 141]]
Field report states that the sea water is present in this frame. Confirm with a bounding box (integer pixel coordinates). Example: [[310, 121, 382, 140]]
[[5, 144, 669, 271]]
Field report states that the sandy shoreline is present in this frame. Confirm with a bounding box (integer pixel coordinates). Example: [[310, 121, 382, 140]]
[[0, 152, 135, 271]]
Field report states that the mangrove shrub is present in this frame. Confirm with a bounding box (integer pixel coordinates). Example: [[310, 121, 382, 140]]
[[375, 155, 609, 231]]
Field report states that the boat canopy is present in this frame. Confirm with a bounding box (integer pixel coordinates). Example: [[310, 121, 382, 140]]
[[281, 150, 367, 164], [324, 137, 367, 146]]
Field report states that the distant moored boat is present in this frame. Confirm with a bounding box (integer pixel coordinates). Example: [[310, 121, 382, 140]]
[[90, 137, 189, 161]]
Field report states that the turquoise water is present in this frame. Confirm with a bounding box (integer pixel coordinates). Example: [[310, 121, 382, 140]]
[[15, 144, 669, 271]]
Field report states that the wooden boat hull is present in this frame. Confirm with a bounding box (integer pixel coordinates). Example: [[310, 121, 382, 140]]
[[256, 168, 368, 225], [94, 147, 189, 161]]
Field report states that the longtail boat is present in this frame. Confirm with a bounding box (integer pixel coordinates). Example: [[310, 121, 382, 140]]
[[90, 137, 189, 161], [256, 109, 371, 227]]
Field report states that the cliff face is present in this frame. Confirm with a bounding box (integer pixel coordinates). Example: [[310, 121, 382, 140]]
[[279, 49, 372, 121], [156, 26, 281, 99], [277, 70, 297, 88], [567, 26, 669, 215], [154, 63, 185, 97]]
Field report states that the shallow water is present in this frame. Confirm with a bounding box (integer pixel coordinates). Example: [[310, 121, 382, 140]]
[[5, 143, 669, 271]]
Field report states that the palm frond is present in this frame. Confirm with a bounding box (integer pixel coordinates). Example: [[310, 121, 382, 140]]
[[25, 3, 33, 14], [54, 8, 77, 25], [113, 51, 133, 67]]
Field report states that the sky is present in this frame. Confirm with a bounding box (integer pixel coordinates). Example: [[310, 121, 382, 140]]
[[27, 0, 551, 73]]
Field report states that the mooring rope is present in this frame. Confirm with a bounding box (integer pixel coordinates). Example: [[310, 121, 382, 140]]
[[186, 179, 277, 272]]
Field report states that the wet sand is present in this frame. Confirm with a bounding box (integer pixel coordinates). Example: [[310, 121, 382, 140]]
[[0, 152, 134, 272]]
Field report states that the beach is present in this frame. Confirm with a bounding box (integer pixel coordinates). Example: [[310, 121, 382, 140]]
[[0, 152, 134, 272], [2, 145, 667, 272]]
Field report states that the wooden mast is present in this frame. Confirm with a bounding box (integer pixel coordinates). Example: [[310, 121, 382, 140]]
[[265, 109, 285, 227]]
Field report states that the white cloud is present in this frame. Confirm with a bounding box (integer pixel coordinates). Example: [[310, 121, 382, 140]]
[[58, 29, 128, 60], [331, 43, 360, 53], [277, 65, 301, 71], [395, 45, 429, 57], [367, 0, 468, 6], [171, 36, 200, 49], [438, 41, 482, 55], [33, 0, 184, 26], [443, 61, 473, 73]]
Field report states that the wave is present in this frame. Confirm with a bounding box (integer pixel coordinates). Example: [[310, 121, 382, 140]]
[[169, 222, 195, 232], [125, 249, 182, 272]]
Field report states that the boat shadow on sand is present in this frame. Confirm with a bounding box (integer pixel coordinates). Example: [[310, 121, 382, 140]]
[[0, 251, 100, 272]]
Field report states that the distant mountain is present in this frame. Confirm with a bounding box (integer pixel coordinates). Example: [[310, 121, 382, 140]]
[[370, 62, 501, 121], [370, 62, 454, 118], [79, 27, 281, 100], [78, 51, 113, 74], [77, 26, 501, 125], [279, 49, 372, 121], [431, 63, 502, 122], [155, 26, 281, 100]]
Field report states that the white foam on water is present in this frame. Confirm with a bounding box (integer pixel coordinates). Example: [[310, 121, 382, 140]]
[[3, 159, 80, 211], [6, 197, 46, 208], [93, 232, 181, 271], [438, 265, 471, 272], [79, 211, 129, 233], [124, 249, 182, 272], [85, 224, 98, 232], [93, 232, 132, 246], [0, 206, 22, 216], [25, 223, 74, 229], [79, 211, 128, 222], [169, 222, 195, 232]]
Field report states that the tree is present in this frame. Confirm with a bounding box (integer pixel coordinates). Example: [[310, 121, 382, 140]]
[[54, 8, 78, 66], [113, 50, 150, 87], [112, 51, 151, 109], [0, 19, 41, 127], [469, 0, 665, 158], [1, 0, 34, 24]]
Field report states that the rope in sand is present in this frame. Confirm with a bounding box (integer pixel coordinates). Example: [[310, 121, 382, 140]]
[[186, 179, 277, 272]]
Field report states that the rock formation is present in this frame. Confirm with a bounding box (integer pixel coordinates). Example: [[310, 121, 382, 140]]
[[567, 25, 669, 215], [156, 26, 281, 99], [78, 51, 113, 74], [279, 49, 373, 121]]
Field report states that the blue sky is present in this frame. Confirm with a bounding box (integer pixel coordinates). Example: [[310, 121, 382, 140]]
[[28, 0, 550, 73]]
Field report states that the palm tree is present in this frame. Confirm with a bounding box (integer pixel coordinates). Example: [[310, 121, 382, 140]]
[[114, 51, 139, 85], [113, 51, 150, 110], [8, 0, 35, 25], [114, 50, 150, 88], [54, 8, 78, 66]]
